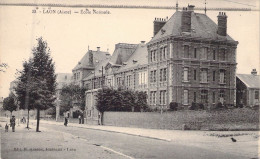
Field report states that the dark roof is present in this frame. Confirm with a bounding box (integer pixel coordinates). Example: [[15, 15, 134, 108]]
[[117, 43, 148, 72], [109, 43, 138, 66], [237, 74, 260, 89], [83, 57, 111, 81], [150, 11, 235, 43], [73, 50, 110, 71]]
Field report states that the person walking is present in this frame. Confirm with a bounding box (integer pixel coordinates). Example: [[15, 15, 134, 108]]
[[78, 115, 81, 124], [64, 117, 68, 126], [10, 116, 16, 132]]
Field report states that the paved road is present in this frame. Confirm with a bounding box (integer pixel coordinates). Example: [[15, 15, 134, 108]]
[[37, 123, 246, 159]]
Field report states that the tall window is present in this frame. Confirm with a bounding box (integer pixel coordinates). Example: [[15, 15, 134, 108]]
[[163, 68, 167, 81], [160, 90, 167, 105], [193, 92, 197, 103], [150, 71, 154, 83], [160, 48, 163, 60], [160, 69, 163, 82], [213, 71, 216, 81], [255, 91, 259, 99], [201, 47, 208, 60], [201, 90, 208, 103], [194, 70, 197, 80], [184, 45, 189, 58], [160, 68, 167, 82], [219, 70, 225, 83], [194, 48, 197, 58], [154, 70, 157, 82], [219, 49, 225, 61], [200, 69, 208, 83], [150, 51, 153, 62], [153, 50, 156, 62], [116, 77, 121, 86], [153, 91, 157, 104], [127, 75, 131, 87], [163, 47, 167, 59], [183, 67, 189, 82], [213, 49, 216, 60], [183, 90, 188, 105], [219, 90, 224, 104], [212, 92, 216, 104]]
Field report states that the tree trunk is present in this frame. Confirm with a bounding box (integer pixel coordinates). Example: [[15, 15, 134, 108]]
[[36, 108, 40, 132], [100, 112, 104, 125], [26, 109, 30, 128]]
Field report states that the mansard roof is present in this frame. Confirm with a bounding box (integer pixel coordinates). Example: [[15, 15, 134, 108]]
[[237, 74, 260, 89], [72, 50, 110, 71], [83, 57, 111, 81], [150, 11, 235, 43], [109, 43, 138, 66], [117, 43, 148, 72]]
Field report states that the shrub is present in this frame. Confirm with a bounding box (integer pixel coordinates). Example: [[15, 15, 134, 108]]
[[169, 102, 178, 111], [215, 102, 223, 109], [199, 103, 204, 110]]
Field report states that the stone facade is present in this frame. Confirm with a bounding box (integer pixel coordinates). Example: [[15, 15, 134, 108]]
[[147, 5, 238, 109]]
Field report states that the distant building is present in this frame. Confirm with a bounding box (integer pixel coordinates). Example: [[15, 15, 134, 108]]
[[236, 69, 260, 107], [72, 47, 111, 87], [55, 73, 73, 120], [147, 5, 238, 109]]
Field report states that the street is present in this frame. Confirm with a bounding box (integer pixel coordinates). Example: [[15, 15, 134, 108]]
[[1, 119, 251, 159]]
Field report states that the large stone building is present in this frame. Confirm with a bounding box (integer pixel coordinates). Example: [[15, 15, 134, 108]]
[[147, 5, 238, 109], [76, 4, 238, 122]]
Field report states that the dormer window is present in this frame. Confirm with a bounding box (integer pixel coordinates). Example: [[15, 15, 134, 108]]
[[133, 60, 137, 64]]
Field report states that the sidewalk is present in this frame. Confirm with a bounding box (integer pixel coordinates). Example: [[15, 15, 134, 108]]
[[40, 119, 260, 158], [0, 118, 125, 159]]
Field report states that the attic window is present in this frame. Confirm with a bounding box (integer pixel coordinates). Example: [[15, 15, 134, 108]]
[[161, 29, 166, 35], [133, 60, 137, 64]]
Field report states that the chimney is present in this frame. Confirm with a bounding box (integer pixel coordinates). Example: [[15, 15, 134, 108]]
[[97, 47, 100, 51], [181, 6, 192, 32], [89, 50, 93, 66], [251, 68, 257, 75], [217, 12, 227, 36], [188, 5, 195, 12], [153, 17, 167, 36]]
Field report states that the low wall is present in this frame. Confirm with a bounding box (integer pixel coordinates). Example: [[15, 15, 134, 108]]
[[103, 108, 259, 130]]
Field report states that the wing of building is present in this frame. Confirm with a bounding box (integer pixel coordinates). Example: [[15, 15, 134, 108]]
[[236, 69, 260, 107]]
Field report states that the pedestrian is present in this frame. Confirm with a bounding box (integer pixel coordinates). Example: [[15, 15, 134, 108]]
[[10, 116, 16, 132], [78, 115, 81, 124], [64, 117, 68, 126], [23, 117, 26, 123], [81, 115, 84, 124]]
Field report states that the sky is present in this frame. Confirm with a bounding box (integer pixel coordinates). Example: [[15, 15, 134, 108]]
[[0, 0, 259, 98]]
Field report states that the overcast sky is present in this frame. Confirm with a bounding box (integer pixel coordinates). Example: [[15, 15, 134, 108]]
[[0, 0, 259, 97]]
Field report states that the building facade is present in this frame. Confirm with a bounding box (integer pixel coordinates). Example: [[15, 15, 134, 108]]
[[147, 5, 238, 109], [83, 42, 148, 123]]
